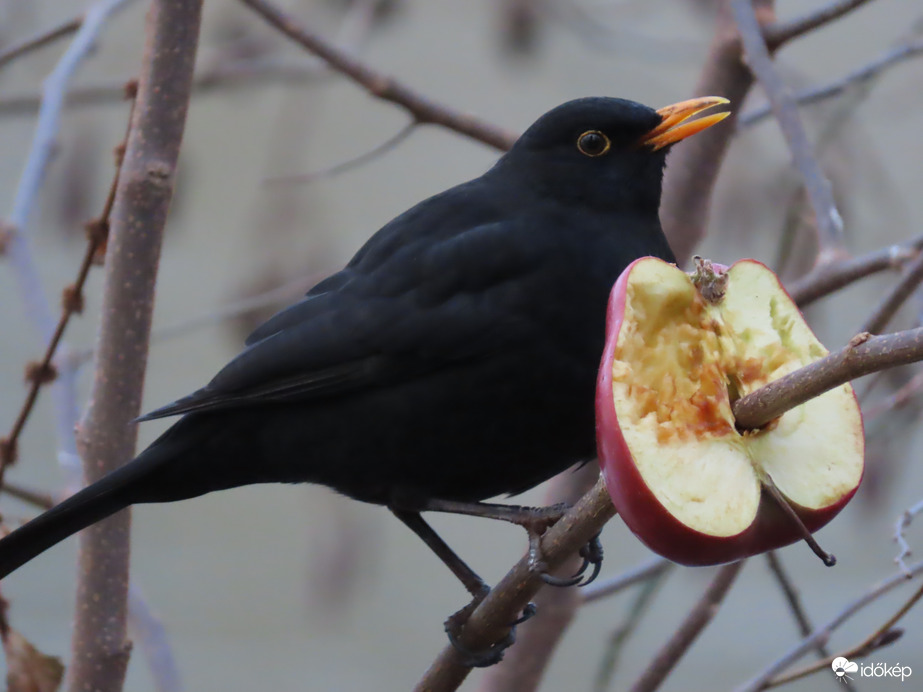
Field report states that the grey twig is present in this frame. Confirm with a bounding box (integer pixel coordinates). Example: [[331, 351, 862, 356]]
[[858, 249, 923, 335], [894, 498, 923, 575], [733, 0, 844, 262], [736, 559, 923, 692], [740, 38, 923, 127], [581, 557, 673, 604]]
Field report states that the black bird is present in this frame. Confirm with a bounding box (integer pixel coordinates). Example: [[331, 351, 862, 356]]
[[0, 96, 727, 618]]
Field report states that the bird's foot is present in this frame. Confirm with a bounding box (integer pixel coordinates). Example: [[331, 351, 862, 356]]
[[444, 595, 536, 668], [530, 531, 603, 588]]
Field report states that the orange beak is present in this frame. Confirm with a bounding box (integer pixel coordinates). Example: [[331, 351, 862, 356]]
[[639, 96, 731, 151]]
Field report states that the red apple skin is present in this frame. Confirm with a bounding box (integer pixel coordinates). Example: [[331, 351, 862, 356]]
[[595, 258, 863, 566]]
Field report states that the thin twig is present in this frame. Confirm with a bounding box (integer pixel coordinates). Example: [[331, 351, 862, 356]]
[[766, 581, 918, 688], [0, 15, 83, 71], [629, 561, 746, 692], [735, 559, 923, 692], [787, 237, 923, 307], [0, 84, 134, 482], [763, 0, 876, 48], [0, 482, 54, 511], [858, 250, 923, 335], [733, 0, 844, 263], [264, 121, 417, 186], [863, 370, 923, 421], [593, 566, 671, 692], [740, 38, 923, 127], [732, 327, 923, 430], [0, 57, 330, 117], [68, 0, 203, 689], [764, 551, 840, 688], [894, 498, 923, 575], [581, 557, 673, 604], [239, 0, 518, 151], [765, 552, 821, 641]]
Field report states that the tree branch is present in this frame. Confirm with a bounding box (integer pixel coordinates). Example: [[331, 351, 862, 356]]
[[68, 1, 202, 690], [732, 327, 923, 430], [239, 0, 517, 151], [763, 0, 876, 48], [414, 477, 617, 692], [787, 235, 923, 307]]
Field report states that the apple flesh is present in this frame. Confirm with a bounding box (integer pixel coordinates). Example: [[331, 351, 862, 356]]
[[596, 257, 864, 566]]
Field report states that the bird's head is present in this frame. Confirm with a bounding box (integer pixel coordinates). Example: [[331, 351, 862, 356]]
[[499, 96, 730, 213]]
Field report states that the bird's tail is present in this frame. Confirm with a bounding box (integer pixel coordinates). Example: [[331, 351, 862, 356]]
[[0, 443, 169, 580]]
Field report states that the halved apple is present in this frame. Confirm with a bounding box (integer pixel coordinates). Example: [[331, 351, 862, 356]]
[[596, 257, 864, 566]]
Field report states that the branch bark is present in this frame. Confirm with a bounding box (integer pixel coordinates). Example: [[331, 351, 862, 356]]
[[69, 1, 202, 691]]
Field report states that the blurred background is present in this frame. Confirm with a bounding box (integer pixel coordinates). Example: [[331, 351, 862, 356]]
[[1, 0, 922, 689]]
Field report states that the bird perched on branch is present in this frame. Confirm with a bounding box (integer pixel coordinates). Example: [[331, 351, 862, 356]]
[[0, 95, 728, 661]]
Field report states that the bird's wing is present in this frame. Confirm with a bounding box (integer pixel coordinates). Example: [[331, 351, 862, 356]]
[[140, 182, 546, 421]]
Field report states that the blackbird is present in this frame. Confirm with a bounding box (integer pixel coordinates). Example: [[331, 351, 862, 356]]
[[0, 96, 727, 618]]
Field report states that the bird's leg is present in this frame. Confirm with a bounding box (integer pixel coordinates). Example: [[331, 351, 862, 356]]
[[390, 508, 535, 667], [417, 498, 603, 587], [391, 509, 488, 599]]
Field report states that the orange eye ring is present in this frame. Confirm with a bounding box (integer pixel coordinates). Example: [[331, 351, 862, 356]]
[[577, 130, 611, 157]]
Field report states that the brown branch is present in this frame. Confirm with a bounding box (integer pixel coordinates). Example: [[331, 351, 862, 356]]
[[630, 561, 746, 692], [414, 477, 617, 692], [1, 481, 54, 511], [787, 236, 923, 307], [763, 0, 876, 48], [858, 249, 923, 335], [68, 1, 202, 690], [0, 16, 83, 71], [733, 0, 844, 263], [476, 464, 600, 692], [733, 327, 923, 429], [239, 0, 518, 151], [0, 84, 135, 483], [740, 37, 923, 127]]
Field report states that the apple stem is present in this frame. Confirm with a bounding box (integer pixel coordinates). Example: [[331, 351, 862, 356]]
[[689, 256, 729, 304], [762, 475, 837, 567]]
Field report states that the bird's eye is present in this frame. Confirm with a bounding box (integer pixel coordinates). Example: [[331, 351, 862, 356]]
[[577, 130, 611, 157]]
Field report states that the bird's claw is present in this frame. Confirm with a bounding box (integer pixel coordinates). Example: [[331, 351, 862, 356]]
[[444, 597, 535, 667], [534, 532, 604, 588]]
